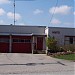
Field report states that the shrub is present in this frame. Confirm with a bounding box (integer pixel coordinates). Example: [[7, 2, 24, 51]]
[[46, 37, 59, 53], [61, 44, 75, 52], [58, 47, 65, 52]]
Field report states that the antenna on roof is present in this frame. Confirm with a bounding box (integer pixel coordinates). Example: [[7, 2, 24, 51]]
[[14, 0, 15, 25], [13, 0, 35, 25]]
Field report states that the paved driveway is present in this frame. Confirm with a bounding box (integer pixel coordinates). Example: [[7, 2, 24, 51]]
[[0, 53, 74, 75]]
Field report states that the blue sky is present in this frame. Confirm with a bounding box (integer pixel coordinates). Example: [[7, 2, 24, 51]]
[[0, 0, 74, 28]]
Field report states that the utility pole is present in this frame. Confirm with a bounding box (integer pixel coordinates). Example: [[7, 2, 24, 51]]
[[14, 0, 15, 25]]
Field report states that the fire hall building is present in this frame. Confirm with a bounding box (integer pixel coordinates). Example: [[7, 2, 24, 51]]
[[0, 25, 46, 53], [0, 25, 75, 53]]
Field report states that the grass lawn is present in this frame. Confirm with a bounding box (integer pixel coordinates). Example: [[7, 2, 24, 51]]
[[54, 54, 75, 61]]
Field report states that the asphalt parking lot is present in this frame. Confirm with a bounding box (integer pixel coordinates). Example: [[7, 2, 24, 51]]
[[0, 53, 74, 75]]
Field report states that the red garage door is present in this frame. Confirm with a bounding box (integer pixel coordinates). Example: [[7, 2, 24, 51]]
[[0, 36, 9, 53], [12, 36, 32, 53]]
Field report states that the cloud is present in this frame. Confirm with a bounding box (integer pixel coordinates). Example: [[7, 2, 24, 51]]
[[0, 20, 4, 24], [18, 23, 25, 25], [33, 9, 43, 14], [7, 12, 21, 20], [0, 8, 5, 16], [64, 22, 74, 25], [0, 0, 10, 4], [51, 18, 61, 25], [74, 12, 75, 15], [49, 5, 72, 15]]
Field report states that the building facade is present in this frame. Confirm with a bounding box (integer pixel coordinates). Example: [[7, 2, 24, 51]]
[[0, 25, 75, 53], [0, 25, 46, 53], [45, 27, 75, 46]]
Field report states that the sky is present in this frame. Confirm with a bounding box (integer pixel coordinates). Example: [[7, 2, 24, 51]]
[[0, 0, 74, 28]]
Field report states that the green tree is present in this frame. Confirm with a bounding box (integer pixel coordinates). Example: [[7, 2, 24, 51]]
[[46, 37, 58, 53]]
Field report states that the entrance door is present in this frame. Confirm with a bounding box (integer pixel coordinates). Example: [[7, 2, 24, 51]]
[[37, 37, 43, 50]]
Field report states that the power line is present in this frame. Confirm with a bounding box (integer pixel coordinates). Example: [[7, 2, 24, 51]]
[[49, 0, 58, 26], [13, 0, 58, 25]]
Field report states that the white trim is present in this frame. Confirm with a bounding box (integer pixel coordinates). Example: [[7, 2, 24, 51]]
[[0, 33, 47, 36], [0, 33, 33, 36], [0, 33, 9, 35], [32, 33, 46, 36], [12, 33, 33, 36]]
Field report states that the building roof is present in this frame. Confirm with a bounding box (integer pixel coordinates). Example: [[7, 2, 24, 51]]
[[0, 25, 46, 35]]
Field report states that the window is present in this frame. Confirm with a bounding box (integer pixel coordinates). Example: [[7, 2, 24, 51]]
[[13, 39, 31, 43], [69, 37, 73, 44], [18, 39, 24, 42], [24, 39, 31, 43], [65, 36, 75, 45], [0, 38, 9, 43], [13, 39, 18, 42]]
